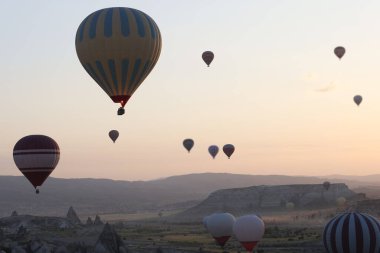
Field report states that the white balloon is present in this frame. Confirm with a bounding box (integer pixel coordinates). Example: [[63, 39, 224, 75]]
[[206, 213, 235, 246], [233, 215, 265, 250]]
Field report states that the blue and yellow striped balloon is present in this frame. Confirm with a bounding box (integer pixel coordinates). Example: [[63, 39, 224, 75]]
[[75, 7, 162, 112]]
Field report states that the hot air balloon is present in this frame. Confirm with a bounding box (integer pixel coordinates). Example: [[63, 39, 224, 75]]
[[13, 135, 60, 194], [206, 213, 235, 247], [354, 95, 362, 106], [323, 212, 380, 253], [183, 139, 194, 153], [109, 130, 119, 143], [223, 144, 235, 159], [334, 46, 345, 60], [323, 181, 330, 191], [233, 215, 265, 252], [202, 215, 210, 230], [286, 202, 295, 210], [202, 51, 214, 67], [336, 197, 346, 206], [76, 7, 162, 116], [208, 145, 219, 159]]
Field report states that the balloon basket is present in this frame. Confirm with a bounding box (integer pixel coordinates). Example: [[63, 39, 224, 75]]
[[117, 107, 125, 115]]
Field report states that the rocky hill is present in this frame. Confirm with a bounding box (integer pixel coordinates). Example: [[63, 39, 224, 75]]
[[173, 183, 362, 222], [0, 173, 373, 217]]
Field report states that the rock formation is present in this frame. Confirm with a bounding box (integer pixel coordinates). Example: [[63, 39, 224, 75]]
[[86, 217, 93, 226], [94, 223, 126, 253], [94, 215, 103, 226], [66, 206, 81, 225], [174, 183, 360, 221]]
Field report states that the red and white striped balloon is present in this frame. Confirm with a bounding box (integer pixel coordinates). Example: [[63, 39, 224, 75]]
[[13, 135, 60, 193]]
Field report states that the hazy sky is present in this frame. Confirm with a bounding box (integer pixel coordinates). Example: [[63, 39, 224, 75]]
[[1, 1, 380, 180]]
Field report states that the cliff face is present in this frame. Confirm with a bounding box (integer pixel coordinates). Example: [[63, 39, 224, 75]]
[[174, 183, 359, 221], [354, 199, 380, 216]]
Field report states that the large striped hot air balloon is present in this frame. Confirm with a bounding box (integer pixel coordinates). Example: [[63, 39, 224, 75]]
[[323, 212, 380, 253], [76, 7, 162, 115], [13, 135, 60, 194]]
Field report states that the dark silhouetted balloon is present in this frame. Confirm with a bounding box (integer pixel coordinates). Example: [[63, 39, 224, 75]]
[[109, 130, 119, 143], [183, 139, 194, 153], [233, 215, 265, 252], [223, 144, 235, 159], [76, 7, 162, 115], [334, 46, 345, 60], [208, 145, 219, 159], [323, 212, 380, 253], [323, 181, 330, 191], [13, 135, 60, 194], [202, 51, 214, 67], [354, 95, 362, 106]]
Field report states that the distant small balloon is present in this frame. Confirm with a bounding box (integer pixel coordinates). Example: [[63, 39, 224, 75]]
[[336, 197, 346, 206], [286, 202, 295, 210], [109, 130, 119, 143], [183, 139, 194, 153], [208, 145, 219, 159], [323, 181, 330, 191], [353, 95, 362, 106], [223, 144, 235, 159], [334, 46, 345, 60], [202, 51, 214, 67]]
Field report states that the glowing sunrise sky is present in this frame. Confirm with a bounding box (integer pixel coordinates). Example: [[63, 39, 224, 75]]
[[1, 0, 380, 180]]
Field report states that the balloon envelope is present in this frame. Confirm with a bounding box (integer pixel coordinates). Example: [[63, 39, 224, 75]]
[[336, 197, 346, 206], [202, 215, 209, 230], [75, 7, 162, 111], [13, 135, 60, 191], [323, 181, 330, 191], [286, 202, 295, 210], [354, 95, 362, 106], [202, 51, 214, 67], [208, 145, 219, 159], [323, 212, 380, 253], [233, 215, 265, 252], [183, 139, 194, 153], [206, 213, 235, 247], [109, 130, 119, 143], [334, 46, 345, 59], [223, 144, 235, 159]]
